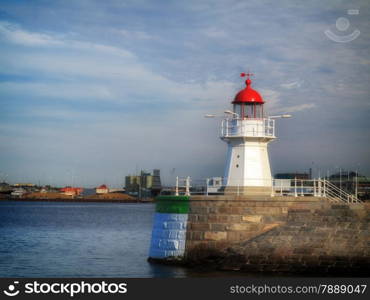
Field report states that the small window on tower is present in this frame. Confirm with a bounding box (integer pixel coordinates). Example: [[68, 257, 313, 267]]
[[237, 155, 240, 158], [236, 164, 239, 168]]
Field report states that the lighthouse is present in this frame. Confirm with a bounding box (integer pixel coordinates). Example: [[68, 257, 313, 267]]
[[221, 73, 276, 195]]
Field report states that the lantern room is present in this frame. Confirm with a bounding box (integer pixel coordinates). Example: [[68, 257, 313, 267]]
[[232, 73, 264, 119]]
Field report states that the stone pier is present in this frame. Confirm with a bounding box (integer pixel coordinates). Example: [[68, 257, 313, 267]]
[[149, 195, 370, 275]]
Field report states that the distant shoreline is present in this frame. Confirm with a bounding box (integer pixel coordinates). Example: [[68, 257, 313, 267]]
[[0, 197, 153, 204]]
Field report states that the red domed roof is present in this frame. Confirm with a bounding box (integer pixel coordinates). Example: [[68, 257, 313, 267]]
[[232, 77, 264, 104]]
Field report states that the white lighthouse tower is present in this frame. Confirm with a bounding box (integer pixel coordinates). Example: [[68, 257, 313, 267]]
[[221, 73, 276, 195]]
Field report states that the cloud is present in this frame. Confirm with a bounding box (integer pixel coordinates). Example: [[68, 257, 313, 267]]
[[0, 21, 134, 57], [0, 0, 369, 186], [116, 28, 156, 40], [280, 80, 304, 89], [275, 103, 316, 113], [260, 88, 316, 114], [0, 21, 236, 105], [0, 21, 237, 185], [0, 21, 64, 46], [0, 81, 117, 101]]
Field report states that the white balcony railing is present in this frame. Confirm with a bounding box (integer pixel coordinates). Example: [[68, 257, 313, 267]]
[[220, 118, 275, 139]]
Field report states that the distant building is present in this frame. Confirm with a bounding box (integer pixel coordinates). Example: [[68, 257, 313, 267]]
[[60, 187, 83, 197], [273, 173, 310, 196], [274, 173, 310, 180], [96, 184, 109, 194], [11, 188, 27, 198], [109, 188, 125, 193], [329, 171, 360, 181], [206, 177, 223, 194], [0, 182, 12, 194], [358, 177, 370, 200], [329, 171, 370, 200], [152, 169, 162, 195], [13, 183, 36, 187], [125, 176, 140, 195], [125, 169, 162, 197]]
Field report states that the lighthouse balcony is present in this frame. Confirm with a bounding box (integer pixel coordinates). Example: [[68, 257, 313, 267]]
[[220, 118, 275, 139]]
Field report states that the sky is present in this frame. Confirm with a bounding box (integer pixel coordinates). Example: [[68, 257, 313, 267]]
[[0, 0, 369, 187]]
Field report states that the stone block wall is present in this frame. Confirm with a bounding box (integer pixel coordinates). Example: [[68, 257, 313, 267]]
[[185, 195, 323, 253], [184, 196, 370, 275], [231, 203, 370, 275]]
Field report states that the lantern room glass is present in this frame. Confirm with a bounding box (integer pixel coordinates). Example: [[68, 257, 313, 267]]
[[233, 103, 264, 119]]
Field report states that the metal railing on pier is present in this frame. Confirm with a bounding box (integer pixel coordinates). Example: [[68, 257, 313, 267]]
[[161, 176, 362, 204], [272, 178, 361, 203]]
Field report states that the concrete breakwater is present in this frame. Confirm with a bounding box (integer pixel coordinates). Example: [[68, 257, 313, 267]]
[[149, 196, 189, 259], [148, 195, 370, 276]]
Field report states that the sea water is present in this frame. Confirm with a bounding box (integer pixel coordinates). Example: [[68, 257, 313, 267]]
[[0, 201, 188, 277]]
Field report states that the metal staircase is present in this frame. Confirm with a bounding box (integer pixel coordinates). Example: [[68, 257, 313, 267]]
[[319, 179, 362, 204]]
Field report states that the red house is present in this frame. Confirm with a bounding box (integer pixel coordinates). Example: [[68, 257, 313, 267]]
[[96, 184, 109, 194], [60, 187, 83, 197]]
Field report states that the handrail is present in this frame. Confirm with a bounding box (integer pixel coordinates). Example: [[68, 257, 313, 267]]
[[321, 179, 361, 203], [164, 176, 362, 204], [220, 118, 275, 138]]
